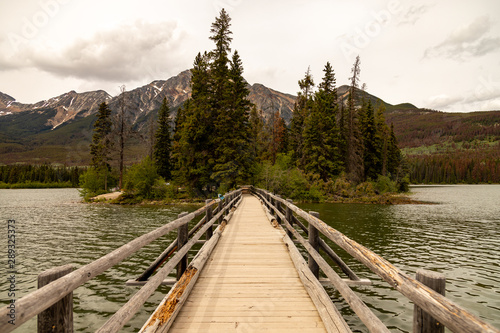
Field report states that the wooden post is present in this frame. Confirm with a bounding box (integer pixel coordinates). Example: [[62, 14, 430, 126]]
[[308, 211, 320, 279], [275, 195, 282, 225], [38, 264, 74, 333], [413, 269, 446, 333], [176, 212, 189, 280], [285, 199, 294, 239], [205, 200, 213, 240]]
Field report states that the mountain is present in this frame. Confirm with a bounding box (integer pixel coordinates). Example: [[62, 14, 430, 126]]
[[0, 70, 300, 165], [0, 69, 499, 168], [0, 69, 297, 133]]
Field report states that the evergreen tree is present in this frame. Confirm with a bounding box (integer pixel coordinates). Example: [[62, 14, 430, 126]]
[[290, 67, 314, 168], [360, 100, 381, 180], [345, 56, 364, 183], [375, 104, 389, 176], [172, 53, 213, 194], [387, 123, 401, 176], [302, 62, 343, 180], [89, 102, 113, 190], [173, 10, 253, 194], [276, 115, 289, 155], [249, 105, 266, 162], [154, 97, 172, 180], [213, 50, 252, 188]]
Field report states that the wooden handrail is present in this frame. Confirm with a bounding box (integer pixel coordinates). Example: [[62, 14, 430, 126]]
[[96, 193, 241, 332], [252, 187, 500, 333], [0, 189, 241, 333], [256, 189, 388, 332]]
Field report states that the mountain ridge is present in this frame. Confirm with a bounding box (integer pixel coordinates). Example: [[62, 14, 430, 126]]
[[1, 70, 499, 166]]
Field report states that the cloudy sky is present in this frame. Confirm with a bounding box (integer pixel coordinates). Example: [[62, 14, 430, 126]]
[[1, 0, 500, 112]]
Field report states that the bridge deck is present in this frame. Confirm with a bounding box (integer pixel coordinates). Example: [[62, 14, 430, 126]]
[[169, 194, 346, 332]]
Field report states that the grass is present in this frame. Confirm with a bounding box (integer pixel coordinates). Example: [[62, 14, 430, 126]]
[[0, 181, 75, 189]]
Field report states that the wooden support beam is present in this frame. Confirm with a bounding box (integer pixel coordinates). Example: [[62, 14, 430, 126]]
[[205, 199, 213, 240], [414, 270, 446, 333], [281, 217, 390, 333], [319, 278, 371, 287], [318, 239, 361, 281], [176, 212, 189, 281], [308, 211, 320, 279], [259, 189, 363, 282], [285, 199, 294, 239], [38, 265, 74, 333], [282, 233, 351, 333]]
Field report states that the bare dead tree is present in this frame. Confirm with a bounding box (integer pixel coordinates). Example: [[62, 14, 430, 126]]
[[346, 55, 364, 183]]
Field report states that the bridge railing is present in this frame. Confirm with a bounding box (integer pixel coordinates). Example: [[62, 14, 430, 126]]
[[0, 189, 242, 333], [251, 186, 499, 333]]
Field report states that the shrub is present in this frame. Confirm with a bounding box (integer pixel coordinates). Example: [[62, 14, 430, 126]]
[[79, 167, 115, 200], [374, 175, 397, 194], [124, 157, 165, 200], [397, 175, 410, 192]]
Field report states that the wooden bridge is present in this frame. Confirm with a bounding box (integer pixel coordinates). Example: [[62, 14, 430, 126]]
[[1, 187, 499, 333]]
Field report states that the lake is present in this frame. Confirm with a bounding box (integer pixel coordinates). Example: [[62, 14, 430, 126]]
[[1, 186, 499, 332]]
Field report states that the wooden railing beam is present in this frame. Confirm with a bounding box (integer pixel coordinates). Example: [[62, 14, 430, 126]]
[[262, 189, 499, 333]]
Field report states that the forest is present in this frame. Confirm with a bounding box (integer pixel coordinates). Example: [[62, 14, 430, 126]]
[[5, 10, 497, 197], [79, 9, 406, 202], [0, 164, 84, 188]]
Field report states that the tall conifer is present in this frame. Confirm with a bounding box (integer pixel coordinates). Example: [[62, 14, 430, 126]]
[[154, 97, 172, 180]]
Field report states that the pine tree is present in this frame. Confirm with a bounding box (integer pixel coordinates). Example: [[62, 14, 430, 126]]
[[345, 56, 364, 183], [375, 104, 389, 176], [249, 105, 265, 162], [387, 122, 401, 176], [360, 100, 381, 180], [213, 50, 252, 188], [302, 62, 343, 180], [154, 97, 172, 180], [172, 53, 213, 194], [89, 102, 113, 190], [290, 67, 314, 168]]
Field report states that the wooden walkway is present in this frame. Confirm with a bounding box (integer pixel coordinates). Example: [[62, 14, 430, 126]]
[[168, 194, 348, 332]]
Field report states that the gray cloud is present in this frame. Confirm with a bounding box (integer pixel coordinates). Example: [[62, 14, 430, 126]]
[[396, 4, 432, 26], [0, 20, 185, 82], [424, 16, 500, 59]]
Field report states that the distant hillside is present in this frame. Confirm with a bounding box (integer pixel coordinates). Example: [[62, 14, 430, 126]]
[[385, 109, 500, 148], [1, 70, 499, 179]]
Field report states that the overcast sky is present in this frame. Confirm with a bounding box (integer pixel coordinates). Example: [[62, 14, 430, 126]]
[[1, 0, 500, 112]]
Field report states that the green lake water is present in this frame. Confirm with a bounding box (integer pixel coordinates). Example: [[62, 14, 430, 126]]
[[0, 186, 499, 332]]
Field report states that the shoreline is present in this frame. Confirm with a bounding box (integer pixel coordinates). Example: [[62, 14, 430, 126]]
[[87, 191, 430, 206]]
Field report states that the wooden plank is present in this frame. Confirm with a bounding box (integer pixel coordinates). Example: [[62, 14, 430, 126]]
[[173, 316, 324, 324], [169, 195, 333, 332], [171, 322, 327, 329]]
